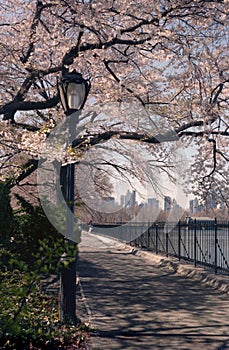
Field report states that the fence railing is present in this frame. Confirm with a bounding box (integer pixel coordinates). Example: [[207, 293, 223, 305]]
[[130, 220, 229, 275]]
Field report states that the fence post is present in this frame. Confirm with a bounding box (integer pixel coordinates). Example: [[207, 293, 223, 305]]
[[215, 218, 218, 274], [147, 226, 150, 250], [155, 224, 158, 254], [166, 232, 169, 257], [178, 220, 181, 261], [194, 219, 197, 267]]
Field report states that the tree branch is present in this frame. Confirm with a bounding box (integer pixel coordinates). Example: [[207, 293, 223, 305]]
[[203, 138, 217, 180], [9, 159, 39, 189], [103, 59, 146, 106], [20, 2, 55, 64], [10, 123, 229, 187], [178, 131, 229, 137], [1, 95, 60, 121], [63, 35, 151, 66]]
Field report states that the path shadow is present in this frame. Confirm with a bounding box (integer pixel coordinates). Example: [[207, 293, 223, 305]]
[[77, 248, 229, 349]]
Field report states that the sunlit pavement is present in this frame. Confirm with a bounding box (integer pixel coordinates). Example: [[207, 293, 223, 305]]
[[77, 231, 229, 350]]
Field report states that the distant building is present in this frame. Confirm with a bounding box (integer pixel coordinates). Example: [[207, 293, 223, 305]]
[[103, 196, 115, 206], [120, 195, 126, 207], [190, 195, 217, 214], [198, 204, 205, 212], [172, 198, 181, 210], [164, 196, 172, 211], [193, 198, 199, 213], [189, 197, 200, 214], [148, 198, 160, 209], [120, 189, 136, 207], [124, 189, 131, 207], [206, 192, 217, 210], [129, 190, 136, 207]]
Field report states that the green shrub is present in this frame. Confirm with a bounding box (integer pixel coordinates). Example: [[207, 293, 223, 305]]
[[0, 181, 13, 245], [0, 240, 85, 349], [0, 196, 86, 349], [11, 195, 65, 265]]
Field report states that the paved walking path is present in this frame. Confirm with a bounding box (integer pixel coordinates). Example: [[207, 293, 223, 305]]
[[77, 232, 229, 350]]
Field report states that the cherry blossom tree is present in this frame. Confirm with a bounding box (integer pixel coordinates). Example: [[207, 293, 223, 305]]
[[0, 0, 228, 203], [0, 0, 228, 207], [0, 0, 228, 325]]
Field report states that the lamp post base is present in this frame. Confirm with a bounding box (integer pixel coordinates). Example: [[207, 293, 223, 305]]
[[60, 250, 78, 324]]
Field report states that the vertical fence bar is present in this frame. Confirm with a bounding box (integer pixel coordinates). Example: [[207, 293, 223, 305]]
[[147, 226, 150, 249], [178, 220, 181, 261], [127, 220, 228, 274], [194, 219, 197, 267], [215, 218, 218, 274], [166, 232, 169, 257], [135, 223, 138, 246], [155, 224, 158, 254]]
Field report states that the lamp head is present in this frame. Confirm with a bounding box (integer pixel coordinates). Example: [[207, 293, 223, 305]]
[[58, 69, 91, 115]]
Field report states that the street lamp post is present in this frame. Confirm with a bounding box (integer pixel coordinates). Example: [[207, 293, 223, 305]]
[[58, 69, 90, 323]]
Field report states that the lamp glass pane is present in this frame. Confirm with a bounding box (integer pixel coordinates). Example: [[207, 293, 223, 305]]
[[67, 83, 86, 110]]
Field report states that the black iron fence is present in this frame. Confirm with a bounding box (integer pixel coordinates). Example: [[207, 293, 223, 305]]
[[130, 220, 229, 275]]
